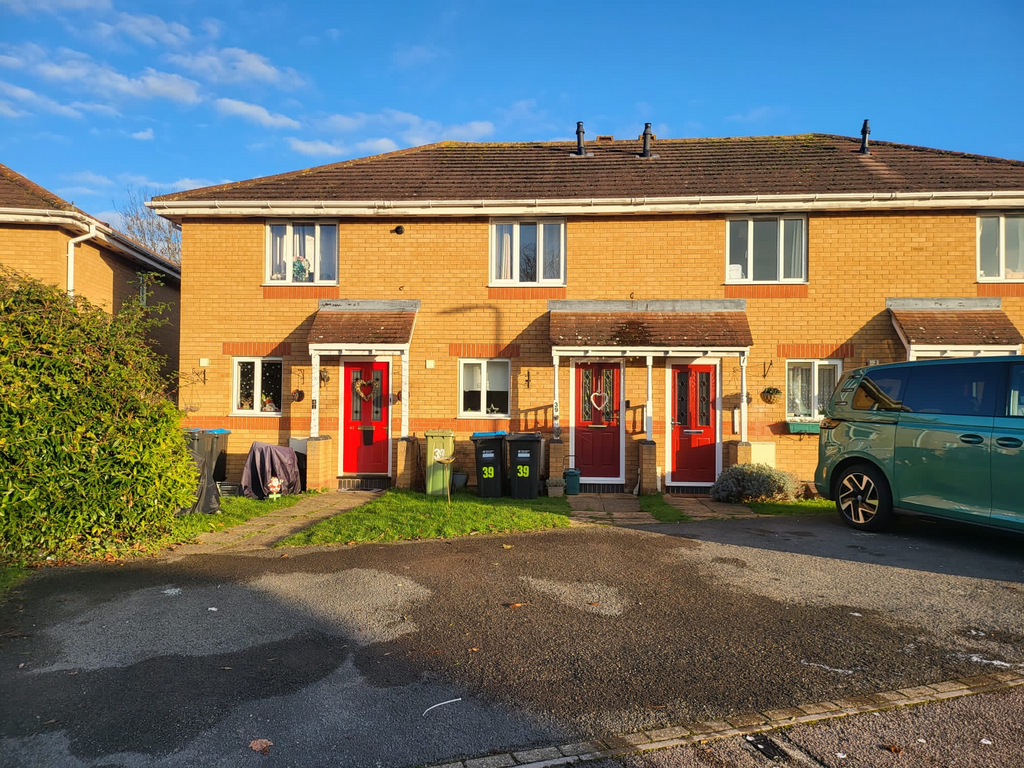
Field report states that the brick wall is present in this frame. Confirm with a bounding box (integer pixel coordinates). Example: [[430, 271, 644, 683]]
[[178, 210, 1019, 484]]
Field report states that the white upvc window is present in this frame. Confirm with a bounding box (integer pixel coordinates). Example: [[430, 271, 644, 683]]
[[490, 219, 565, 286], [726, 215, 807, 283], [233, 357, 283, 416], [786, 359, 842, 420], [266, 221, 338, 284], [978, 214, 1024, 281], [459, 359, 511, 417]]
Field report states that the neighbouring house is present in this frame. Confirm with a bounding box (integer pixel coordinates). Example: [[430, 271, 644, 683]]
[[0, 163, 181, 378], [149, 123, 1024, 492]]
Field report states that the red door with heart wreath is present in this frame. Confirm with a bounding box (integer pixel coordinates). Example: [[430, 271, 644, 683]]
[[343, 361, 389, 474], [575, 363, 621, 478]]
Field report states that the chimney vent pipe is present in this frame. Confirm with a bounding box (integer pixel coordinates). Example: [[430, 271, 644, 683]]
[[641, 123, 653, 158], [576, 121, 586, 156], [860, 119, 871, 155]]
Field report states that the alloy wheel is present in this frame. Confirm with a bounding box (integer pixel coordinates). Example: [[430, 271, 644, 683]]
[[838, 472, 879, 525]]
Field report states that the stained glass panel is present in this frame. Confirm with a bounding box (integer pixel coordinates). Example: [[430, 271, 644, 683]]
[[698, 371, 711, 426], [371, 369, 383, 421], [582, 368, 592, 421], [676, 370, 689, 427]]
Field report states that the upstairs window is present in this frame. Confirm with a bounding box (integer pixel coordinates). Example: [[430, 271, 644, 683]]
[[727, 216, 807, 283], [266, 222, 338, 284], [491, 220, 565, 285], [978, 214, 1024, 281], [786, 359, 841, 419]]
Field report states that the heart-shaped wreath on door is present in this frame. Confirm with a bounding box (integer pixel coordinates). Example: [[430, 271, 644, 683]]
[[590, 390, 608, 411], [353, 378, 381, 402]]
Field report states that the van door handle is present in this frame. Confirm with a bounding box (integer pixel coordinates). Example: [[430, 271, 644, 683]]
[[996, 436, 1024, 448], [959, 434, 985, 445]]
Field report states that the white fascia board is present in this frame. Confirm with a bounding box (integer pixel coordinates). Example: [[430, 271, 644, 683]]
[[147, 190, 1024, 219], [551, 345, 749, 358], [910, 344, 1021, 353], [0, 207, 180, 279], [308, 343, 410, 355]]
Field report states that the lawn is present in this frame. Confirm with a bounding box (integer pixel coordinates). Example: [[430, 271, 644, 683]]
[[638, 494, 692, 522], [0, 564, 29, 599], [277, 489, 571, 547], [168, 493, 306, 543], [748, 498, 835, 516]]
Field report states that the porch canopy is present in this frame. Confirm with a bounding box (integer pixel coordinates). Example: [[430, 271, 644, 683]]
[[307, 299, 420, 437], [548, 300, 753, 441], [888, 298, 1023, 360]]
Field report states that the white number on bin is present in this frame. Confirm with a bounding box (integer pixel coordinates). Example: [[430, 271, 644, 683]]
[[433, 448, 446, 460]]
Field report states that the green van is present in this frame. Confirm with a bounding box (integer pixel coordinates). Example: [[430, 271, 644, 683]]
[[815, 356, 1024, 532]]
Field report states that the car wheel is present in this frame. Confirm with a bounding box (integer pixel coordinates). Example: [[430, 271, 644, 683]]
[[835, 463, 893, 531]]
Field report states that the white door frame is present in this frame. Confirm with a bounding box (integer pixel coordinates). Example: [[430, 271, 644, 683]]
[[338, 356, 393, 477], [568, 358, 626, 484], [664, 357, 723, 487]]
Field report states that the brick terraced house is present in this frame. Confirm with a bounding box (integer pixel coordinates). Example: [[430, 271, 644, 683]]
[[150, 123, 1024, 492], [1, 163, 181, 376]]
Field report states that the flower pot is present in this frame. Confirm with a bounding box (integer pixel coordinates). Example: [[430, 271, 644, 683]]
[[547, 485, 565, 497], [452, 472, 469, 490], [760, 390, 782, 405]]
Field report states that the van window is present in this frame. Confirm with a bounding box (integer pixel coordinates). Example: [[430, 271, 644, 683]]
[[902, 363, 999, 417], [852, 369, 909, 411], [1008, 364, 1024, 417]]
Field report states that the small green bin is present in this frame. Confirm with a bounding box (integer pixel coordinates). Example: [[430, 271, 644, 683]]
[[425, 429, 455, 496], [563, 467, 581, 495]]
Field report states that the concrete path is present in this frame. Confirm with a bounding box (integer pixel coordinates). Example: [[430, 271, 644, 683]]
[[661, 494, 757, 520], [568, 493, 755, 526], [165, 490, 380, 558]]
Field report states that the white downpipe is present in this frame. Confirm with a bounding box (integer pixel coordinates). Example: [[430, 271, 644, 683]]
[[311, 352, 321, 438], [66, 224, 97, 297], [401, 352, 409, 438], [552, 353, 560, 437], [645, 355, 653, 441], [739, 353, 749, 444]]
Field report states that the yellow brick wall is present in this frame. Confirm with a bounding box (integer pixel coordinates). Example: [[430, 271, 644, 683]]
[[0, 223, 181, 380], [178, 210, 1019, 485]]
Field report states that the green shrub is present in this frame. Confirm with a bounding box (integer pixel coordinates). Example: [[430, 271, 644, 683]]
[[0, 268, 197, 560], [709, 463, 797, 504]]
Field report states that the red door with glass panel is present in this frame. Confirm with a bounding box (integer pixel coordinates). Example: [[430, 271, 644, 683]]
[[343, 362, 389, 474], [672, 364, 716, 483], [575, 363, 621, 478]]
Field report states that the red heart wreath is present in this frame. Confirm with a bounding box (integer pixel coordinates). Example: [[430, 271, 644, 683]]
[[354, 378, 381, 402]]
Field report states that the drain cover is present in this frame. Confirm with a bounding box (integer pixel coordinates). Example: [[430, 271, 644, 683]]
[[745, 733, 789, 761]]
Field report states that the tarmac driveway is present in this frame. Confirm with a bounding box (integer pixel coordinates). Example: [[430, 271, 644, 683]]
[[1, 513, 1023, 767]]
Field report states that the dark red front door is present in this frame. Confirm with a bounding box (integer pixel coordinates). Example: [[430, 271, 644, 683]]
[[672, 364, 716, 483], [343, 361, 389, 474], [575, 363, 621, 478]]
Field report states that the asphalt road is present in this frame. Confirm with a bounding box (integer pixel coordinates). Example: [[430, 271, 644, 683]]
[[2, 512, 1023, 767]]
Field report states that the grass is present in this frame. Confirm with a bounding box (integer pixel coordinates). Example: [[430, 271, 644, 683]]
[[277, 488, 572, 547], [747, 498, 835, 516], [168, 493, 306, 544], [638, 493, 692, 522], [0, 564, 30, 600]]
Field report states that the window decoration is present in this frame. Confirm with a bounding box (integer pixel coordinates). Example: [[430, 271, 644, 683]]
[[727, 216, 807, 283], [786, 360, 841, 419], [978, 214, 1024, 281], [267, 222, 338, 284], [460, 359, 511, 417], [234, 358, 283, 415], [491, 220, 565, 285]]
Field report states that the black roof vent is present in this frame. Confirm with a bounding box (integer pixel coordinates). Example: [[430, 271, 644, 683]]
[[860, 119, 871, 155], [638, 122, 659, 159], [571, 121, 593, 158]]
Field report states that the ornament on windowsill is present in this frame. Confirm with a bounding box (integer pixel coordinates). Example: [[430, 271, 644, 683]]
[[353, 378, 380, 402], [292, 254, 311, 282], [239, 396, 253, 410], [261, 394, 280, 412]]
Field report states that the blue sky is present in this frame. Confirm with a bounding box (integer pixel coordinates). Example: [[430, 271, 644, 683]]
[[2, 0, 1022, 225]]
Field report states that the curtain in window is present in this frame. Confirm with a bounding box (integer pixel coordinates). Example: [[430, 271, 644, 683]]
[[728, 220, 748, 279], [1006, 216, 1024, 277], [817, 364, 838, 414], [787, 364, 812, 417], [979, 217, 1000, 278], [783, 219, 804, 280], [462, 362, 482, 412], [269, 225, 287, 281], [493, 225, 513, 281], [542, 223, 561, 280], [318, 225, 338, 282], [486, 361, 510, 415]]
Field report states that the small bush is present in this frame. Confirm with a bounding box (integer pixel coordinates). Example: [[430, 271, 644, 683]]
[[0, 268, 197, 560], [709, 463, 797, 504]]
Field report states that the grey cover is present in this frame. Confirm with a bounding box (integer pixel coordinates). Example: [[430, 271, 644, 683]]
[[241, 441, 302, 500]]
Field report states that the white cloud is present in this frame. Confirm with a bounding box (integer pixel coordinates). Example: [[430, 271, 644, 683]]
[[57, 186, 101, 196], [71, 101, 121, 117], [392, 44, 442, 68], [200, 18, 222, 38], [92, 209, 124, 229], [317, 112, 371, 132], [725, 106, 780, 124], [95, 12, 191, 47], [216, 98, 300, 129], [315, 108, 494, 145], [0, 80, 81, 117], [62, 170, 113, 186], [0, 54, 23, 69], [118, 173, 214, 191], [0, 100, 27, 118], [167, 47, 302, 87], [287, 138, 347, 157], [131, 127, 154, 140], [356, 138, 398, 154]]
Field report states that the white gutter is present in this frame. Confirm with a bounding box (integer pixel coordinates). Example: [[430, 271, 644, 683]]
[[65, 223, 97, 298], [147, 189, 1024, 219], [0, 208, 180, 279]]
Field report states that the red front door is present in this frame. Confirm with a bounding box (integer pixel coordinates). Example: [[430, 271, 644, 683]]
[[575, 363, 621, 478], [343, 361, 389, 474], [671, 364, 717, 483]]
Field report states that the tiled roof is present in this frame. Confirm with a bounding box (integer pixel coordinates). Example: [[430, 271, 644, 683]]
[[155, 134, 1024, 203], [0, 163, 72, 210], [890, 309, 1024, 346], [550, 311, 753, 348], [308, 310, 417, 346]]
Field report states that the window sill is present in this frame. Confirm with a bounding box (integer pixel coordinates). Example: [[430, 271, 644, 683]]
[[262, 282, 339, 287], [977, 279, 1024, 284], [231, 412, 282, 418], [458, 414, 510, 420]]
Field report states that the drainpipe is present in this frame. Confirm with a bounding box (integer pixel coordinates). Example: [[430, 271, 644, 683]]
[[66, 223, 98, 298]]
